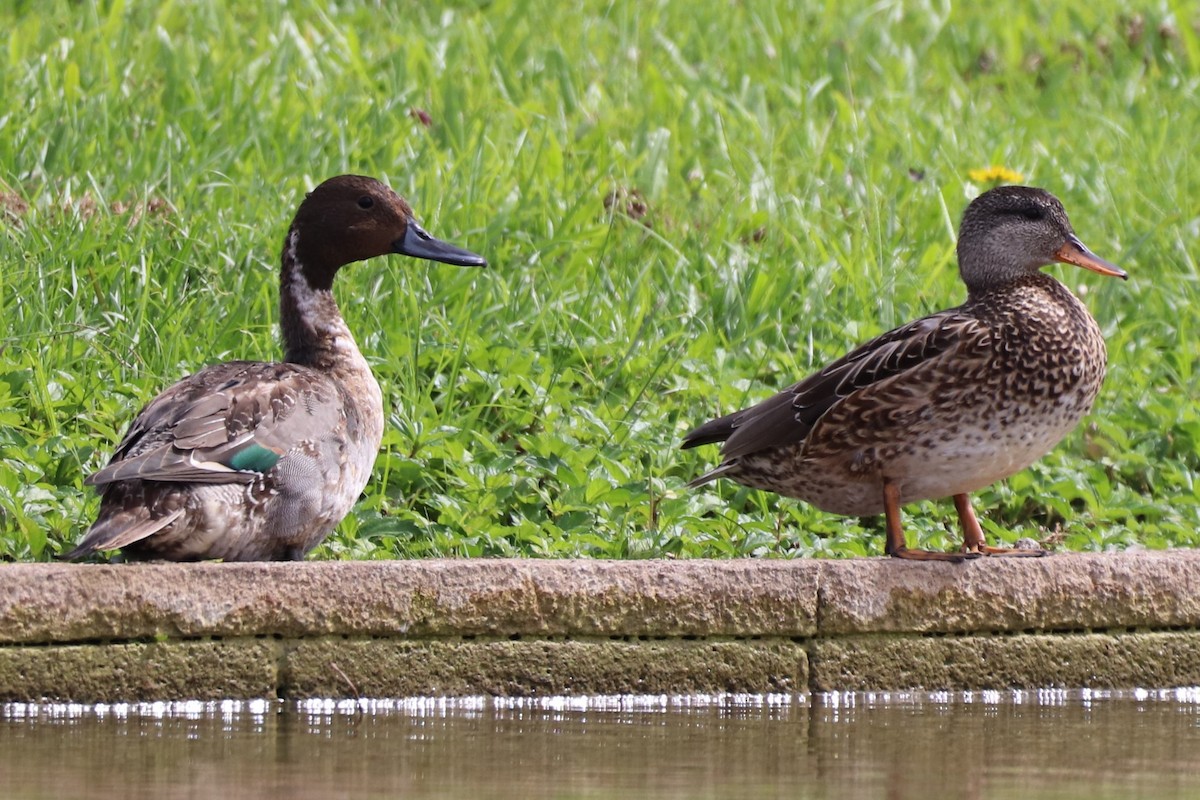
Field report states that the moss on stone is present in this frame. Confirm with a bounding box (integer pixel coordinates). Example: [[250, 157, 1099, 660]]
[[281, 639, 808, 698], [0, 640, 277, 702], [809, 632, 1200, 691]]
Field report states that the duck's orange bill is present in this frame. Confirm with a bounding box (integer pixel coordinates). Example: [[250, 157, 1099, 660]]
[[1054, 236, 1127, 280]]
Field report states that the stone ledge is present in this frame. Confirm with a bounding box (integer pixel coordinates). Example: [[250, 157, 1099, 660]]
[[0, 559, 821, 643], [1, 551, 1198, 700]]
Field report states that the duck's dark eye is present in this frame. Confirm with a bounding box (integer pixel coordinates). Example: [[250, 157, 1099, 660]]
[[357, 195, 374, 209], [1021, 206, 1044, 221]]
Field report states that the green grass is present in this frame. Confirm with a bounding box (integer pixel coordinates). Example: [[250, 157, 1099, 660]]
[[1, 0, 1197, 561]]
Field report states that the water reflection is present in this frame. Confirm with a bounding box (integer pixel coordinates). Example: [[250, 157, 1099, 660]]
[[3, 690, 1200, 799]]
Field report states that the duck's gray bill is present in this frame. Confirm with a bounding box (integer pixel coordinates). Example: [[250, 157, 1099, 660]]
[[395, 220, 487, 267]]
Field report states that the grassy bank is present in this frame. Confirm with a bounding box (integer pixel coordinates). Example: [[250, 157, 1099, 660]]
[[1, 0, 1197, 561]]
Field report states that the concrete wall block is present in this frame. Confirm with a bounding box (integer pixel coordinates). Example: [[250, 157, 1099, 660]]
[[816, 551, 1200, 634], [0, 640, 278, 703], [282, 639, 809, 698], [0, 560, 820, 643], [809, 632, 1200, 691]]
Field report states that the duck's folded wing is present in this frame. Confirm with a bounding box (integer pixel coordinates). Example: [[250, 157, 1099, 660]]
[[86, 361, 343, 486], [717, 311, 990, 461]]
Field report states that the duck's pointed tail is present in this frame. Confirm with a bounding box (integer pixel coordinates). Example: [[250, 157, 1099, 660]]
[[62, 507, 183, 560]]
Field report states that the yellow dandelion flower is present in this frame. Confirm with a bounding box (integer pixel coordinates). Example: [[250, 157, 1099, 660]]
[[967, 166, 1025, 184]]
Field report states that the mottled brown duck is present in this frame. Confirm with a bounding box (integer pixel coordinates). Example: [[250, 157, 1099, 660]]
[[682, 185, 1126, 561]]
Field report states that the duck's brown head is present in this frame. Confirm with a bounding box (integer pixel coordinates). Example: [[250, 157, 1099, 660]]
[[287, 174, 486, 289]]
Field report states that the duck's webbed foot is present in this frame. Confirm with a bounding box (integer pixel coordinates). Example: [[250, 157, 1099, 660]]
[[888, 544, 982, 563], [953, 493, 1049, 558], [963, 543, 1049, 558]]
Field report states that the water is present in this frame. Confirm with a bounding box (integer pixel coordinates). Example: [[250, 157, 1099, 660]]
[[4, 690, 1200, 799]]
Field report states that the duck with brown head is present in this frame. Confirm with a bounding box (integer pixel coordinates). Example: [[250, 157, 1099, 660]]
[[682, 185, 1126, 562], [68, 175, 486, 562]]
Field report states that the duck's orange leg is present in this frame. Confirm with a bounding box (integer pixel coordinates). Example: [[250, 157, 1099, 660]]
[[883, 480, 978, 562], [953, 493, 1047, 557]]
